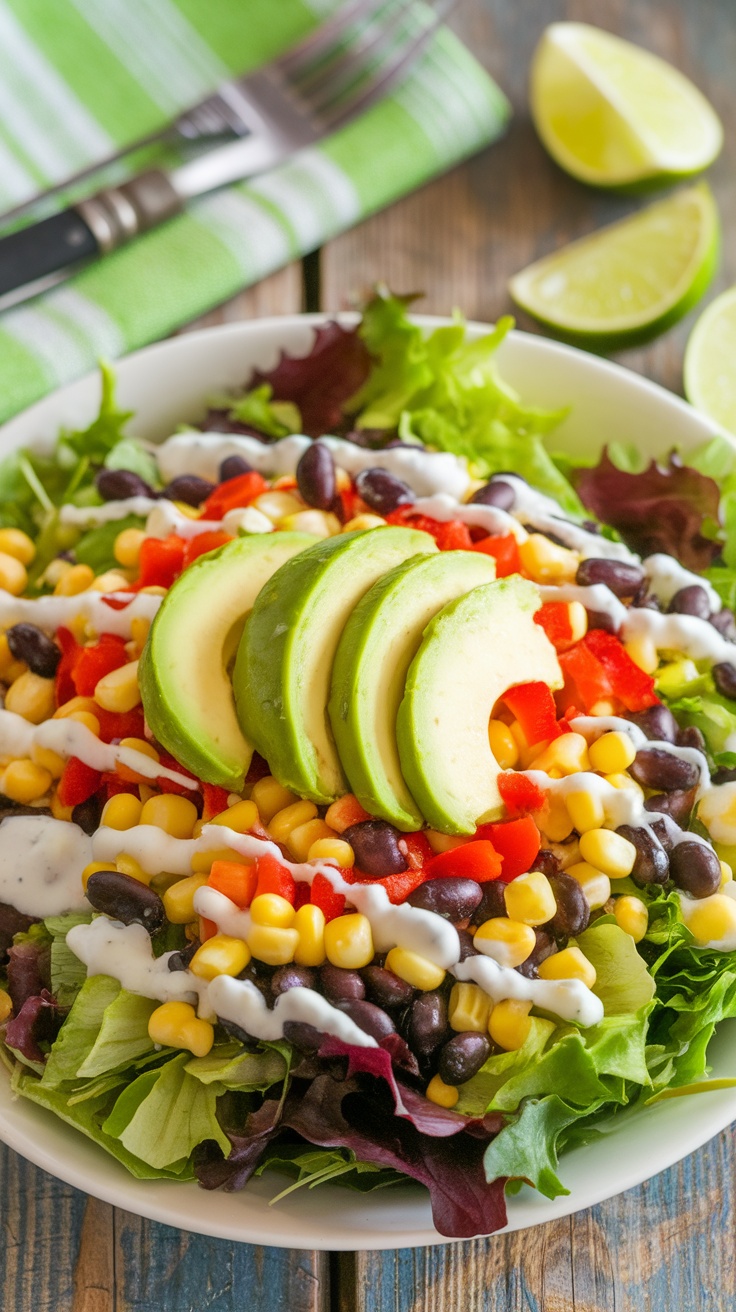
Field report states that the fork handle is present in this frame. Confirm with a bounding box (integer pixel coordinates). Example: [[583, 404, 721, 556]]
[[0, 170, 182, 303]]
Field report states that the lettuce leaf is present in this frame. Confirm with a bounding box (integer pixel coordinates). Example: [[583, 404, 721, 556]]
[[74, 514, 146, 574], [576, 923, 656, 1015], [666, 684, 736, 758], [58, 362, 133, 464], [184, 1040, 287, 1090], [251, 321, 372, 438], [483, 1095, 584, 1200], [41, 975, 121, 1087], [255, 1145, 403, 1198], [41, 976, 158, 1087], [102, 1053, 230, 1169]]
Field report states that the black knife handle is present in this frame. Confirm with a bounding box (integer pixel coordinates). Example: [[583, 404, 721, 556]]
[[0, 170, 182, 301]]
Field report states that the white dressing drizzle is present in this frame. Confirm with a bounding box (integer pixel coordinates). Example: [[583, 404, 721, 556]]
[[643, 554, 721, 612], [0, 589, 161, 638], [59, 497, 158, 527], [456, 954, 601, 1025], [208, 976, 378, 1048], [0, 816, 90, 915], [538, 583, 628, 630]]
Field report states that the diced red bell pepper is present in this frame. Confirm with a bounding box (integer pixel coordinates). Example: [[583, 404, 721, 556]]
[[72, 634, 128, 697], [202, 471, 269, 520], [208, 860, 258, 909], [385, 506, 473, 552], [497, 771, 547, 817], [582, 629, 659, 712], [558, 641, 612, 713], [535, 601, 573, 649], [341, 865, 427, 905], [310, 872, 346, 922], [470, 533, 522, 577], [254, 853, 296, 904], [294, 882, 311, 910], [138, 535, 187, 589], [182, 531, 232, 570], [244, 752, 271, 788], [57, 757, 102, 807], [101, 774, 138, 800], [474, 815, 541, 882], [502, 681, 561, 747], [199, 916, 217, 942], [95, 707, 146, 744], [398, 831, 433, 871], [324, 794, 371, 833], [55, 627, 81, 705], [201, 782, 231, 822], [424, 840, 503, 884], [152, 750, 199, 798]]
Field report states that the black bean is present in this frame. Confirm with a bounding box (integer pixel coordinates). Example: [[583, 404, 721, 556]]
[[337, 998, 395, 1042], [6, 624, 60, 678], [404, 991, 448, 1055], [319, 963, 366, 1003], [407, 876, 482, 922], [167, 941, 198, 972], [161, 474, 215, 506], [438, 1032, 492, 1086], [629, 747, 700, 792], [354, 468, 415, 516], [0, 804, 51, 821], [283, 1020, 323, 1051], [533, 849, 562, 880], [713, 766, 736, 786], [713, 662, 736, 700], [271, 965, 317, 997], [711, 608, 736, 643], [342, 820, 407, 876], [472, 880, 507, 926], [669, 840, 721, 899], [616, 825, 669, 886], [632, 592, 661, 611], [585, 608, 619, 634], [86, 870, 165, 933], [668, 585, 712, 618], [469, 479, 515, 510], [516, 929, 556, 978], [575, 558, 645, 597], [644, 789, 697, 827], [627, 704, 679, 743], [676, 725, 706, 752], [455, 927, 480, 961], [648, 816, 675, 853], [546, 871, 590, 936], [361, 965, 415, 1009], [296, 442, 336, 510], [95, 468, 156, 501], [71, 794, 102, 836], [219, 454, 252, 481]]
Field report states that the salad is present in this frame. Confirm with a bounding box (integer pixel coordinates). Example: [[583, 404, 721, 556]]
[[2, 291, 736, 1240]]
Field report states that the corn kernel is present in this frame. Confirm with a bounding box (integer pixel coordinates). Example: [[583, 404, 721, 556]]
[[140, 585, 167, 596], [139, 792, 198, 839], [30, 742, 64, 778], [488, 998, 532, 1051], [250, 775, 298, 824], [116, 736, 159, 783], [49, 788, 73, 821], [129, 616, 151, 652], [474, 916, 537, 968], [209, 799, 258, 833], [538, 797, 575, 842], [384, 946, 445, 990], [66, 709, 100, 735], [269, 799, 318, 844], [508, 718, 539, 769], [613, 895, 649, 943], [54, 695, 97, 720], [504, 871, 557, 926], [251, 893, 296, 929], [163, 873, 209, 923], [686, 894, 736, 946], [566, 860, 612, 910], [579, 828, 636, 879], [253, 491, 304, 522], [281, 509, 341, 538], [489, 719, 519, 770], [519, 534, 579, 584], [425, 830, 468, 854], [604, 773, 644, 799], [287, 818, 336, 862], [43, 558, 73, 588], [101, 793, 143, 830], [532, 733, 590, 776], [425, 1074, 459, 1108], [114, 527, 146, 568], [94, 660, 141, 713], [115, 853, 151, 885], [0, 528, 35, 565], [294, 903, 327, 966], [0, 551, 27, 596], [82, 861, 114, 890], [448, 981, 492, 1033], [91, 569, 130, 593], [588, 731, 636, 775], [0, 633, 24, 681], [148, 1001, 214, 1057], [565, 788, 605, 834], [539, 945, 596, 989], [589, 699, 618, 717], [721, 861, 733, 888], [0, 759, 52, 803], [624, 635, 659, 675], [342, 513, 387, 531], [189, 933, 251, 981], [0, 989, 12, 1021], [325, 913, 374, 970], [5, 671, 55, 723], [54, 563, 94, 596], [247, 924, 299, 965], [308, 837, 355, 867], [567, 601, 588, 643], [191, 846, 244, 873]]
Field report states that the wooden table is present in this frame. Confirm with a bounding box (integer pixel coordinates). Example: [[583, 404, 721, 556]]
[[3, 1, 736, 1308]]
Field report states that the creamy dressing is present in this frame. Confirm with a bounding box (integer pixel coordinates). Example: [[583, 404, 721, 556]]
[[0, 816, 90, 915], [208, 975, 377, 1048], [643, 554, 721, 612], [0, 709, 196, 791], [621, 608, 735, 665], [538, 583, 628, 630], [0, 589, 161, 638], [59, 497, 158, 527], [456, 953, 602, 1026], [499, 476, 637, 562]]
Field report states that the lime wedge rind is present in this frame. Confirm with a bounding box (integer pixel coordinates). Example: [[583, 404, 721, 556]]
[[685, 287, 736, 437]]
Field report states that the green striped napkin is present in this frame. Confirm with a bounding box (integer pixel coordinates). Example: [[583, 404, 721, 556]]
[[0, 0, 510, 423]]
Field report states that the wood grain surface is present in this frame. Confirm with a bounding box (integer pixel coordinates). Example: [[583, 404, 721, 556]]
[[3, 2, 736, 1309]]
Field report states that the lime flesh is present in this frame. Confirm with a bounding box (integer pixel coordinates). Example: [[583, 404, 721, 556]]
[[685, 287, 736, 436], [509, 183, 719, 348], [531, 23, 723, 189]]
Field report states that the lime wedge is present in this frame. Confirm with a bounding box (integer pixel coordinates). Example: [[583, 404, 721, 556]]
[[685, 287, 736, 435], [508, 183, 719, 348], [531, 23, 723, 189]]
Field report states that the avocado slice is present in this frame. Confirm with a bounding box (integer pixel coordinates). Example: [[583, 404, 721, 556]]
[[139, 532, 314, 790], [234, 527, 437, 804], [329, 551, 498, 831], [396, 575, 562, 834]]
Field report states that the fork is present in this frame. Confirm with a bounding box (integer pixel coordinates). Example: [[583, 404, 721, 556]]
[[0, 0, 457, 309]]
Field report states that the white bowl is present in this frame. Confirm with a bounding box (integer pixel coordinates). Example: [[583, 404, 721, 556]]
[[0, 315, 730, 1252]]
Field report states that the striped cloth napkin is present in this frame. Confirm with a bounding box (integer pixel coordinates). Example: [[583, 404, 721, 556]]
[[0, 0, 510, 424]]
